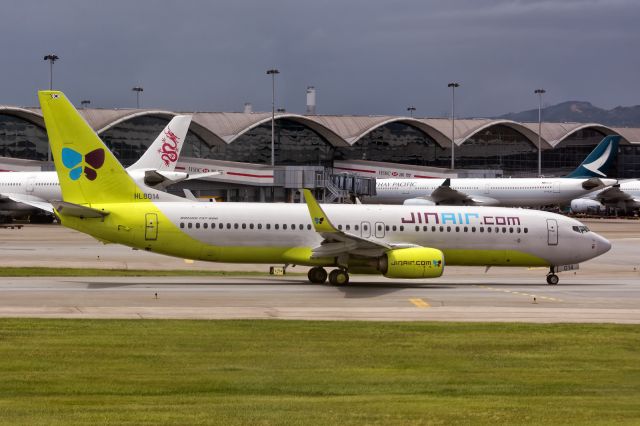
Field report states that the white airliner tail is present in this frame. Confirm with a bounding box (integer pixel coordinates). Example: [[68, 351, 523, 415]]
[[128, 115, 192, 171]]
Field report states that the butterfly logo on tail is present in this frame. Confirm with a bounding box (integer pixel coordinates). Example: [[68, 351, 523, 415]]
[[61, 147, 105, 181]]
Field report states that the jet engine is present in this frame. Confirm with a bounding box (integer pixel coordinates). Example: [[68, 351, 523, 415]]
[[570, 198, 604, 214], [403, 198, 436, 206], [377, 247, 445, 279]]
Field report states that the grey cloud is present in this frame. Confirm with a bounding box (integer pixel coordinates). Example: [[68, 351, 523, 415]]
[[0, 0, 638, 117]]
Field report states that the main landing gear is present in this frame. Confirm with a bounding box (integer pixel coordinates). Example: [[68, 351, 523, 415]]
[[546, 268, 559, 285], [307, 267, 349, 286]]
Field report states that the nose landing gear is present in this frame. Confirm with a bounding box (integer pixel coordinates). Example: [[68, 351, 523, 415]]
[[546, 268, 559, 285]]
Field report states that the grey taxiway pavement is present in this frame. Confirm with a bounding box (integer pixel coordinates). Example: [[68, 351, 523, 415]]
[[0, 220, 638, 323]]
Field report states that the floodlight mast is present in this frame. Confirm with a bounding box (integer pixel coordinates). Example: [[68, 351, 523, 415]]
[[534, 88, 546, 176], [266, 68, 280, 167], [447, 82, 460, 170]]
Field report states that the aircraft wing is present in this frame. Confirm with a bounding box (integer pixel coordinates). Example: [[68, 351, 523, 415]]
[[143, 169, 223, 188], [303, 189, 419, 259], [1, 193, 54, 213], [595, 185, 634, 203], [423, 179, 499, 206], [428, 179, 472, 204]]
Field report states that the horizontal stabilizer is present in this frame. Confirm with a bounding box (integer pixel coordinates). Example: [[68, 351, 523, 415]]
[[3, 193, 54, 213], [53, 201, 109, 218]]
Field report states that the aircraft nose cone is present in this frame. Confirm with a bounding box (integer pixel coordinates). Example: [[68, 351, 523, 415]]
[[594, 233, 612, 256]]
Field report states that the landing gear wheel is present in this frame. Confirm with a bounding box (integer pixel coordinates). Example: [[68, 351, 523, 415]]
[[307, 267, 328, 284], [546, 274, 559, 285], [328, 269, 349, 286]]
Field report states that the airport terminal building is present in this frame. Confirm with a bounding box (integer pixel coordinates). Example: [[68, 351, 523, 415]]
[[1, 105, 639, 201]]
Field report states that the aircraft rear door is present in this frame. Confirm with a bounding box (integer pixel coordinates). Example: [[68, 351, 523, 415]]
[[546, 219, 558, 245], [553, 181, 560, 193], [145, 213, 158, 241]]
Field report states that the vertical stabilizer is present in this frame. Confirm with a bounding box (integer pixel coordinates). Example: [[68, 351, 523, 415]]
[[565, 135, 620, 178], [128, 115, 192, 171], [38, 91, 168, 205]]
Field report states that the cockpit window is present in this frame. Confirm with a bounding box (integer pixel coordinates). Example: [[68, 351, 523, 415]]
[[572, 225, 590, 234]]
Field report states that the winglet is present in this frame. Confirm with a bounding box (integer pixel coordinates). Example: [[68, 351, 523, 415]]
[[442, 178, 451, 187], [302, 189, 338, 233]]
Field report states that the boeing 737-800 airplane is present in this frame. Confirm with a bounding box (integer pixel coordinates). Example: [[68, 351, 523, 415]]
[[39, 91, 611, 285], [0, 115, 202, 222], [364, 135, 620, 207]]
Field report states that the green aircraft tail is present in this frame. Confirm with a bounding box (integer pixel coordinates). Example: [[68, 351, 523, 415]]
[[38, 90, 139, 205]]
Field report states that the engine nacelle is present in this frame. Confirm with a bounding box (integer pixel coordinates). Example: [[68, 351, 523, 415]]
[[570, 198, 604, 214], [378, 247, 445, 279], [403, 198, 436, 206]]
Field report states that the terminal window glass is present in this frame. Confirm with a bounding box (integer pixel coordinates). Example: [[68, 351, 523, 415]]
[[335, 122, 445, 166], [0, 114, 48, 161], [101, 115, 210, 166], [214, 119, 334, 166]]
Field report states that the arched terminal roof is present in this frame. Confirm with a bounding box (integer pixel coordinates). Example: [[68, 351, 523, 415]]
[[0, 106, 44, 127], [422, 118, 551, 149], [519, 122, 618, 146], [2, 105, 639, 150], [612, 127, 640, 144]]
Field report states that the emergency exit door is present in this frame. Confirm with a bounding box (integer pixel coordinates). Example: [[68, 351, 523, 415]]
[[145, 213, 158, 241]]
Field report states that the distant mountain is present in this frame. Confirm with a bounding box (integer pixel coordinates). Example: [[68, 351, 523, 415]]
[[498, 101, 640, 127]]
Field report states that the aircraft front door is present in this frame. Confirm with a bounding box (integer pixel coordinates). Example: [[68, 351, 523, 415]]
[[547, 219, 558, 245], [361, 221, 371, 238], [145, 213, 158, 241], [553, 182, 560, 193], [374, 222, 385, 238]]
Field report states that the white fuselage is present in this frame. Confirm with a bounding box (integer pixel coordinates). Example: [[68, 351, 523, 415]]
[[0, 172, 60, 214], [365, 178, 615, 206], [127, 202, 610, 267]]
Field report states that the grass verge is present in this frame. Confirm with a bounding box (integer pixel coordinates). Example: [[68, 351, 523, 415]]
[[0, 319, 638, 425]]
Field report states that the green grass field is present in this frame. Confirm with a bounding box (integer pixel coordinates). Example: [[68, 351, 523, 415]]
[[0, 320, 638, 425]]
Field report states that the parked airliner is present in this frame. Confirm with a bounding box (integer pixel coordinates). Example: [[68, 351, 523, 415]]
[[38, 91, 611, 285], [0, 115, 200, 222], [571, 179, 640, 214], [363, 135, 620, 207]]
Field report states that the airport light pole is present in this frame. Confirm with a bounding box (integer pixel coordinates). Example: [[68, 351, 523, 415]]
[[448, 82, 460, 170], [43, 54, 59, 162], [407, 106, 416, 118], [535, 88, 546, 177], [43, 54, 59, 90], [81, 100, 91, 108], [132, 86, 144, 108], [266, 68, 280, 167]]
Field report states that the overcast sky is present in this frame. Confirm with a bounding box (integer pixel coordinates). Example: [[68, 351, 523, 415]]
[[1, 0, 639, 117]]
